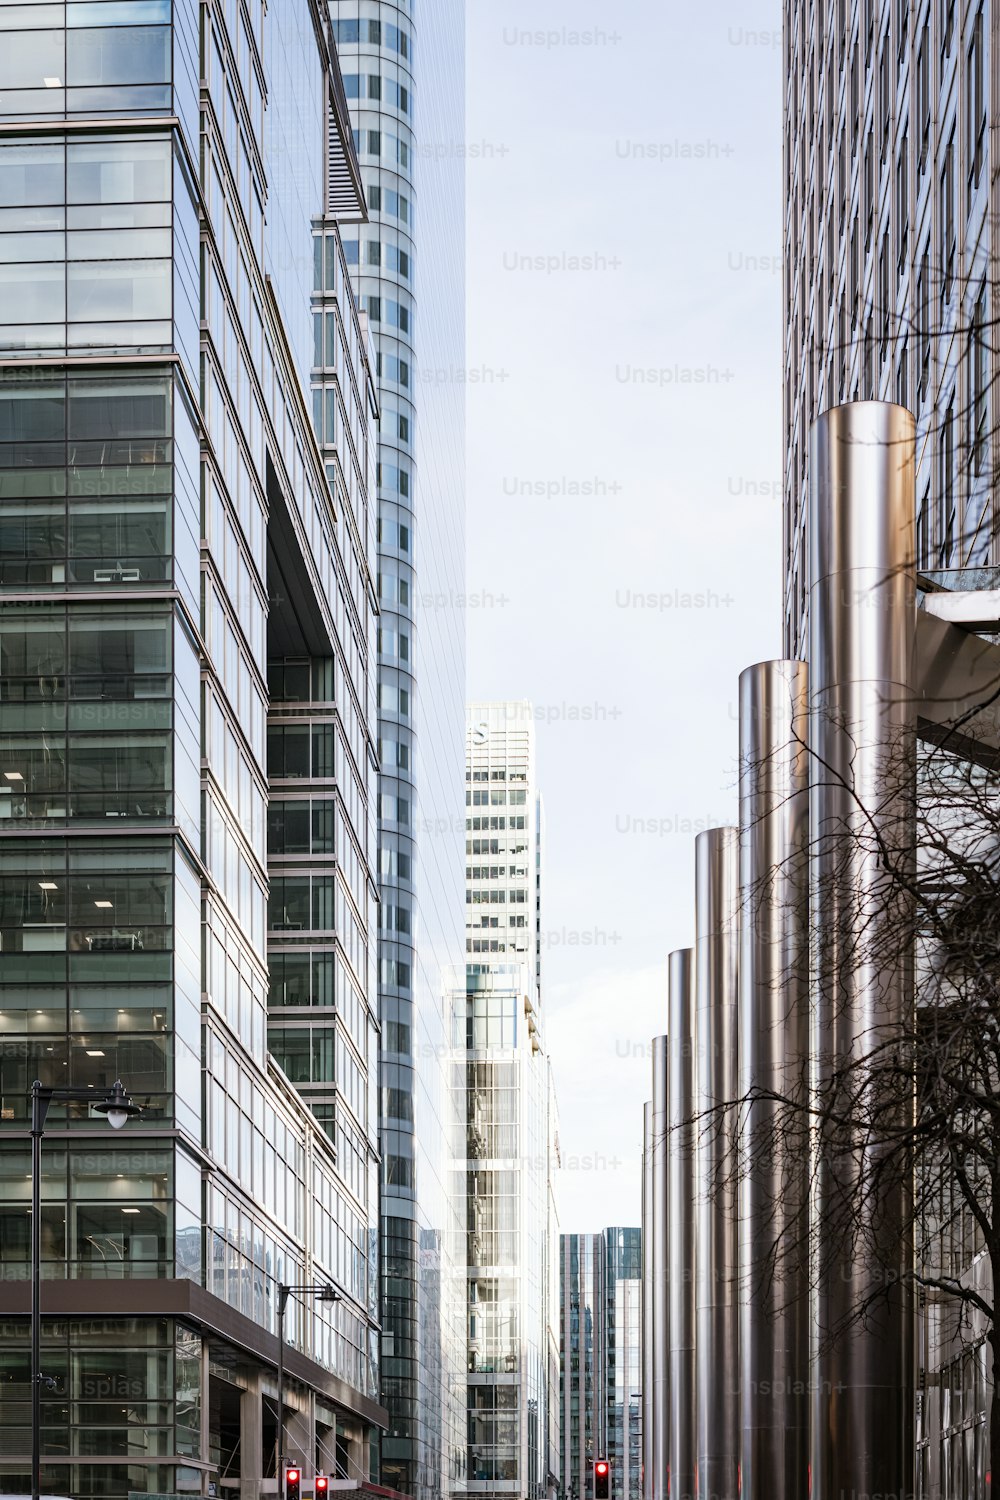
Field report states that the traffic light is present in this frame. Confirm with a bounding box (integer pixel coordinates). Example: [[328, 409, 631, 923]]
[[316, 1479, 329, 1497], [594, 1459, 610, 1500], [284, 1467, 301, 1500]]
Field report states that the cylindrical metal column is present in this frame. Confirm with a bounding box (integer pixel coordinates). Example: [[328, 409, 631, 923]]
[[738, 660, 810, 1500], [694, 827, 740, 1500], [667, 949, 696, 1500], [642, 1100, 654, 1500], [808, 401, 916, 1500], [650, 1036, 670, 1500]]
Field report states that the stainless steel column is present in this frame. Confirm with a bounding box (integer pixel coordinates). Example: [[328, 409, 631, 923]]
[[694, 827, 740, 1500], [642, 1100, 654, 1500], [808, 401, 916, 1500], [738, 660, 810, 1500], [650, 1036, 670, 1500], [667, 949, 696, 1500]]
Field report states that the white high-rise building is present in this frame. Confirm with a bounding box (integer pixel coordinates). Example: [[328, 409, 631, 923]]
[[466, 703, 542, 984], [463, 704, 559, 1500]]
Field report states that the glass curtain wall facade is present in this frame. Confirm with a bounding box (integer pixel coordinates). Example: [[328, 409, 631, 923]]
[[784, 2, 995, 1492], [465, 704, 559, 1500], [545, 1060, 561, 1497], [783, 0, 995, 657], [603, 1229, 642, 1500], [327, 4, 469, 1498], [559, 1234, 602, 1500], [559, 1230, 641, 1500], [0, 3, 384, 1496]]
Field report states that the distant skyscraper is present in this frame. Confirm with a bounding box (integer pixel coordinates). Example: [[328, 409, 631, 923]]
[[464, 703, 560, 1500], [328, 4, 468, 1497], [560, 1230, 643, 1500], [563, 1236, 641, 1500], [604, 1228, 642, 1500], [560, 1235, 602, 1498]]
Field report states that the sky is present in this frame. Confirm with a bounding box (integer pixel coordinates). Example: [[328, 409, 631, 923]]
[[465, 0, 785, 1232]]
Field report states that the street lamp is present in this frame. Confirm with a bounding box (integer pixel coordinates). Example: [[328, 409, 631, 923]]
[[29, 1078, 141, 1500], [275, 1281, 340, 1492]]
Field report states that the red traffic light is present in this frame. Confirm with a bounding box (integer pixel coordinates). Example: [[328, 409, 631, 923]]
[[284, 1469, 301, 1500], [316, 1480, 329, 1496], [596, 1464, 608, 1475]]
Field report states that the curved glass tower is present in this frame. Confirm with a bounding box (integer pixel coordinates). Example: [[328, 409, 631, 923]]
[[329, 5, 468, 1498]]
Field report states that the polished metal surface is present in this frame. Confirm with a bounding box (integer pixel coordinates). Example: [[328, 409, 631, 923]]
[[738, 660, 810, 1500], [808, 401, 916, 1500], [667, 949, 696, 1500], [650, 1036, 670, 1500], [642, 1099, 654, 1500], [694, 828, 740, 1500]]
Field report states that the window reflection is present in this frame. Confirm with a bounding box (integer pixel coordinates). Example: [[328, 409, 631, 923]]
[[0, 602, 174, 822], [0, 135, 175, 353], [0, 370, 173, 588], [0, 19, 172, 120], [0, 846, 172, 957], [68, 26, 170, 89]]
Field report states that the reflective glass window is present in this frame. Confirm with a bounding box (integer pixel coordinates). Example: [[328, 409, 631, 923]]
[[67, 25, 170, 86], [67, 137, 171, 202], [68, 2, 172, 22], [0, 30, 62, 90]]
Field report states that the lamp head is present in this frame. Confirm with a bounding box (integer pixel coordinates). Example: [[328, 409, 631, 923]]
[[94, 1079, 140, 1131]]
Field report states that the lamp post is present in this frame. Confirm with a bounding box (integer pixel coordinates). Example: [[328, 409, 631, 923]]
[[30, 1078, 140, 1500], [275, 1282, 340, 1493]]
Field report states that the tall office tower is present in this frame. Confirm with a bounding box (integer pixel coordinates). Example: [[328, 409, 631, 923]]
[[544, 1064, 562, 1500], [0, 5, 386, 1496], [560, 1234, 603, 1500], [465, 703, 560, 1500], [783, 3, 995, 1490], [327, 4, 468, 1498], [560, 1230, 643, 1500], [603, 1229, 642, 1500], [783, 0, 993, 658]]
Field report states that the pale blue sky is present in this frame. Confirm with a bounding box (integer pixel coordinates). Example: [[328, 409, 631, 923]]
[[465, 0, 785, 1231]]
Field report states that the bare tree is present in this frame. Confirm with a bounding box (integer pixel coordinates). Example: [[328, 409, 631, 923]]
[[681, 720, 1000, 1484]]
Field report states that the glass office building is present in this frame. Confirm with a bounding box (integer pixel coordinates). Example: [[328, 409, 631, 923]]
[[559, 1234, 602, 1500], [464, 704, 560, 1500], [784, 3, 995, 1492], [560, 1230, 642, 1500], [0, 3, 385, 1495], [603, 1229, 642, 1500], [327, 4, 469, 1498], [783, 0, 994, 656]]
